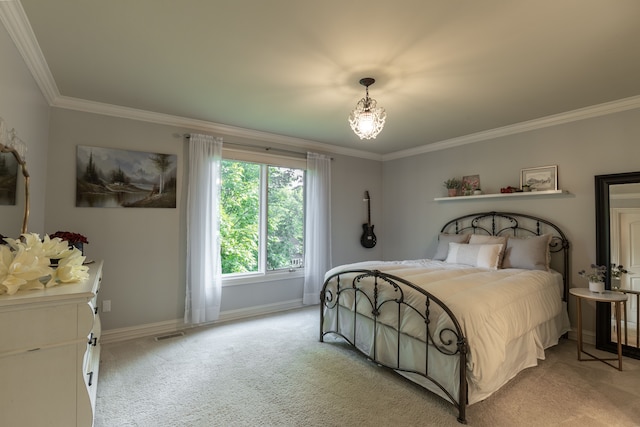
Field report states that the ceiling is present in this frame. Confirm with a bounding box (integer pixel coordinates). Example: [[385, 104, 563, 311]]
[[10, 0, 640, 155]]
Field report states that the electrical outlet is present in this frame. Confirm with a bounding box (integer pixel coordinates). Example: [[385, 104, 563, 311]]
[[103, 300, 111, 312]]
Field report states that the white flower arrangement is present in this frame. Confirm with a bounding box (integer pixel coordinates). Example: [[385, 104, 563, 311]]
[[0, 233, 90, 295]]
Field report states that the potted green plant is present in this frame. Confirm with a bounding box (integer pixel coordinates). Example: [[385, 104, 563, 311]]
[[578, 264, 607, 293], [461, 181, 473, 196], [443, 178, 461, 197]]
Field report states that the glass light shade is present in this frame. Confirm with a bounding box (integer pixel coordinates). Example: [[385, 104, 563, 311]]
[[349, 97, 386, 140]]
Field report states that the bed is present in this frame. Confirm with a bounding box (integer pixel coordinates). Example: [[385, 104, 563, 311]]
[[320, 211, 571, 424]]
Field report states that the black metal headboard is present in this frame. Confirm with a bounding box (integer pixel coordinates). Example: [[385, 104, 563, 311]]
[[440, 211, 570, 301]]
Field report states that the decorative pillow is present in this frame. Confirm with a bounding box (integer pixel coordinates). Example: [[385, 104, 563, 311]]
[[468, 234, 508, 266], [468, 234, 508, 246], [501, 234, 552, 271], [433, 233, 471, 261], [445, 242, 504, 270]]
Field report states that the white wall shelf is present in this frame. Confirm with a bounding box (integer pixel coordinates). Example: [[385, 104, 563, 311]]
[[434, 189, 569, 201]]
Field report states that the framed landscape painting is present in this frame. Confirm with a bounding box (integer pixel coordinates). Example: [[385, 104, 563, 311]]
[[76, 145, 177, 208]]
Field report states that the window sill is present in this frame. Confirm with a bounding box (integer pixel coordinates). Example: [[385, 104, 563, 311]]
[[222, 269, 304, 287]]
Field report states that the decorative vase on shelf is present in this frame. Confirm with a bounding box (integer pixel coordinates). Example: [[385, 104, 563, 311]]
[[589, 281, 605, 293], [448, 188, 457, 197]]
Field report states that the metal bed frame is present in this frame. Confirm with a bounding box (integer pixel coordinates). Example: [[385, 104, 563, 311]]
[[320, 211, 570, 424]]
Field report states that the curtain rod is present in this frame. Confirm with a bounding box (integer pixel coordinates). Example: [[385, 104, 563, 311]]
[[183, 134, 333, 160]]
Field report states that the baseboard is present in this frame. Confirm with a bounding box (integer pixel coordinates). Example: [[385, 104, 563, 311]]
[[566, 328, 596, 345], [101, 298, 304, 344], [101, 319, 183, 344], [101, 301, 589, 347], [216, 298, 304, 324]]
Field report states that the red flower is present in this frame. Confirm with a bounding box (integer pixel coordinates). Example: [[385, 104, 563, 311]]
[[49, 231, 89, 244]]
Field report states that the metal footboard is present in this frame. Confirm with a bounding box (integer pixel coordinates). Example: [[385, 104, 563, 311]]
[[320, 269, 469, 424]]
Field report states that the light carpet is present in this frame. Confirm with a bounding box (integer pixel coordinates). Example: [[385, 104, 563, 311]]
[[95, 306, 640, 426]]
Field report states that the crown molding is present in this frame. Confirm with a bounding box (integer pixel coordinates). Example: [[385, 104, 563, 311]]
[[382, 95, 640, 161], [52, 96, 382, 161], [3, 2, 639, 163], [0, 0, 59, 104], [0, 2, 381, 161]]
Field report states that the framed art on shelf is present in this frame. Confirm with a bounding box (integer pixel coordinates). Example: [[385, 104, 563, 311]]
[[520, 165, 557, 191], [462, 175, 480, 194]]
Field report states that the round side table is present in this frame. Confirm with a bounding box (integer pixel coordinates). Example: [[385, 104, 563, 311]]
[[569, 287, 628, 371]]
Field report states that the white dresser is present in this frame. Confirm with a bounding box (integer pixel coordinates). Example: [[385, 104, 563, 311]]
[[0, 260, 103, 427]]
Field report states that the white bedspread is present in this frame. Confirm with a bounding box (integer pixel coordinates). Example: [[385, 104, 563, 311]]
[[324, 259, 565, 392]]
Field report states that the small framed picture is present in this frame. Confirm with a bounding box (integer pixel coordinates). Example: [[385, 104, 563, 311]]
[[520, 165, 558, 191], [462, 174, 480, 191]]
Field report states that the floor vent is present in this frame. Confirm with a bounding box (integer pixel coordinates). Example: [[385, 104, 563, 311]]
[[154, 332, 185, 341]]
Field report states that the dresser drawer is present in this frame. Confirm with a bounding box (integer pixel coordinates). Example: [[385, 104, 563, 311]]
[[0, 304, 78, 355], [0, 345, 77, 426]]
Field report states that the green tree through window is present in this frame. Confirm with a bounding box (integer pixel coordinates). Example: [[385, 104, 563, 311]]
[[220, 160, 304, 275], [267, 166, 304, 270]]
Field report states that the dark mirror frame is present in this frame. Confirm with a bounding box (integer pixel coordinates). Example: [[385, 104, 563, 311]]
[[595, 171, 640, 359]]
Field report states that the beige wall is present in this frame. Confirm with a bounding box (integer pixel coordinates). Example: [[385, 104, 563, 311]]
[[382, 108, 640, 341]]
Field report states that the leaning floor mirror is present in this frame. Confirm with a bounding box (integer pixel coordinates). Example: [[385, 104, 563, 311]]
[[595, 171, 640, 359]]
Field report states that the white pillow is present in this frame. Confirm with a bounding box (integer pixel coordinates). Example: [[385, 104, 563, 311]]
[[445, 242, 504, 270], [468, 234, 507, 266]]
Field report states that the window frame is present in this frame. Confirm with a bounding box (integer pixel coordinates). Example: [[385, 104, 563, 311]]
[[220, 147, 306, 287]]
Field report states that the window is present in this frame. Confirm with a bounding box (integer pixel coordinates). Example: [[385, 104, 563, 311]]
[[220, 154, 304, 277]]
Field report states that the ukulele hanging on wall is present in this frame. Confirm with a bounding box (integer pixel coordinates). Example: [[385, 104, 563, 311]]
[[360, 191, 377, 248]]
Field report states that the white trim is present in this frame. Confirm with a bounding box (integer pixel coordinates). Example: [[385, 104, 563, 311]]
[[100, 299, 305, 344], [100, 318, 183, 344], [382, 95, 640, 161], [215, 298, 304, 323], [0, 4, 380, 161], [222, 269, 304, 287], [3, 4, 640, 162], [53, 96, 380, 160], [0, 0, 59, 103]]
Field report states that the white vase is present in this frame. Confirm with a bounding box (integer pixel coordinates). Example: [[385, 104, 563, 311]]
[[589, 281, 605, 293]]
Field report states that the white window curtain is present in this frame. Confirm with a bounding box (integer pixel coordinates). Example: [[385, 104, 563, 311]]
[[185, 133, 223, 324], [303, 152, 332, 305]]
